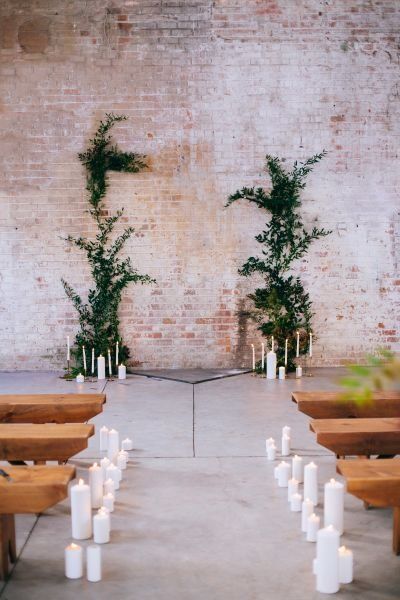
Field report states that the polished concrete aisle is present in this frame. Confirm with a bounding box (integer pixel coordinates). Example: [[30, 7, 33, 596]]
[[0, 370, 399, 599]]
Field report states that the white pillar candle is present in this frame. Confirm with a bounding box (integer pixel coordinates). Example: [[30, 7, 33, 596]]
[[309, 332, 313, 358], [105, 463, 120, 490], [93, 507, 110, 544], [267, 445, 276, 461], [100, 456, 111, 479], [278, 366, 285, 380], [287, 478, 299, 502], [115, 341, 119, 367], [107, 349, 112, 377], [324, 478, 344, 534], [89, 462, 103, 509], [296, 331, 299, 357], [87, 545, 102, 583], [70, 479, 92, 540], [290, 492, 302, 512], [266, 437, 275, 450], [292, 455, 303, 483], [295, 366, 302, 378], [281, 434, 291, 456], [121, 437, 133, 451], [315, 525, 340, 594], [107, 429, 119, 462], [338, 546, 353, 584], [120, 449, 129, 461], [100, 426, 109, 452], [67, 335, 70, 361], [82, 346, 87, 373], [282, 425, 291, 437], [307, 512, 320, 542], [266, 349, 277, 379], [117, 451, 127, 471], [304, 461, 318, 506], [97, 355, 106, 380], [76, 373, 84, 383], [91, 347, 95, 374], [102, 492, 115, 513], [301, 498, 314, 532], [251, 344, 255, 370], [277, 461, 291, 487], [261, 343, 265, 370], [284, 339, 288, 367], [104, 478, 115, 496], [65, 543, 83, 579], [118, 364, 126, 380]]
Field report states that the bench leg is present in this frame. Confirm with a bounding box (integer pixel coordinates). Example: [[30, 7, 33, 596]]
[[393, 507, 400, 555], [0, 515, 16, 579]]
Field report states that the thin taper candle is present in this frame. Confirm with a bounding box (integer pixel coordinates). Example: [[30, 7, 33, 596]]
[[296, 331, 299, 357], [82, 346, 87, 374], [115, 341, 119, 367], [107, 349, 112, 377], [285, 339, 288, 367], [261, 343, 265, 370], [251, 344, 255, 370], [91, 347, 94, 374]]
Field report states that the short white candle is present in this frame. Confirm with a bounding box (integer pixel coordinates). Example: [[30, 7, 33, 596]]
[[277, 461, 291, 487], [292, 455, 303, 483], [307, 512, 320, 542], [117, 451, 127, 471], [105, 463, 120, 490], [296, 331, 299, 357], [70, 479, 92, 540], [99, 426, 109, 452], [315, 525, 340, 594], [118, 364, 126, 380], [104, 478, 115, 496], [107, 429, 119, 462], [251, 344, 255, 370], [287, 478, 299, 502], [87, 545, 102, 582], [89, 462, 103, 509], [67, 335, 70, 361], [93, 507, 110, 544], [324, 478, 344, 534], [267, 445, 276, 461], [278, 366, 285, 380], [304, 461, 318, 506], [100, 456, 111, 479], [295, 366, 302, 378], [102, 492, 115, 512], [301, 498, 314, 532], [97, 355, 106, 380], [121, 437, 133, 451], [91, 347, 95, 374], [290, 492, 302, 512], [281, 434, 291, 456], [76, 373, 84, 384], [107, 349, 112, 377], [338, 545, 353, 584], [261, 342, 265, 370], [65, 542, 83, 579], [82, 346, 87, 373]]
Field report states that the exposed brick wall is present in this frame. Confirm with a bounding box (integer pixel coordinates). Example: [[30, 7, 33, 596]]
[[0, 0, 399, 370]]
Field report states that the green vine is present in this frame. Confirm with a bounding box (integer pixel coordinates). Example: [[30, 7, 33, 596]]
[[227, 152, 331, 371], [62, 113, 155, 376]]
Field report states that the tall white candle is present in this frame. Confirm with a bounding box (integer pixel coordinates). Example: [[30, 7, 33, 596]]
[[70, 479, 92, 540], [284, 339, 288, 367], [261, 343, 265, 370], [67, 335, 70, 361], [281, 434, 291, 456], [292, 455, 303, 483], [287, 478, 299, 502], [100, 426, 109, 452], [105, 463, 120, 490], [89, 462, 103, 509], [251, 344, 255, 370], [82, 346, 87, 374], [301, 498, 314, 532], [309, 332, 313, 358], [290, 492, 302, 512], [267, 445, 276, 461], [93, 507, 110, 544], [87, 545, 102, 583], [282, 426, 291, 437], [118, 364, 126, 380], [324, 478, 344, 534], [315, 525, 340, 594], [97, 355, 106, 380], [91, 347, 95, 374], [115, 341, 119, 367], [296, 331, 299, 357], [266, 348, 277, 379], [277, 461, 291, 487], [304, 461, 318, 506], [107, 349, 112, 377], [338, 546, 353, 584], [65, 543, 83, 579], [107, 429, 119, 462], [307, 512, 320, 542]]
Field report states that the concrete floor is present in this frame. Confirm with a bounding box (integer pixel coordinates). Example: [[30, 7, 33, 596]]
[[0, 370, 399, 599]]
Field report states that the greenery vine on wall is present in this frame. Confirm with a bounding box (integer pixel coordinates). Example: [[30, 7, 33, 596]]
[[62, 113, 155, 375], [227, 152, 331, 371]]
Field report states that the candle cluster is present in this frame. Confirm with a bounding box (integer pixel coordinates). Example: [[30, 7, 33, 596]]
[[66, 425, 133, 582], [266, 426, 353, 593], [67, 337, 127, 381], [252, 332, 313, 377]]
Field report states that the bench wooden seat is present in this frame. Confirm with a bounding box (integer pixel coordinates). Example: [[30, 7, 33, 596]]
[[0, 465, 75, 578], [292, 391, 400, 419], [0, 394, 105, 424], [0, 423, 94, 463], [337, 458, 400, 554], [310, 418, 400, 457]]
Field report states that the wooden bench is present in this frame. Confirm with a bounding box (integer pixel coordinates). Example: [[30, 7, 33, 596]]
[[337, 458, 400, 555], [293, 391, 400, 419], [0, 394, 105, 424], [0, 465, 75, 578], [310, 418, 400, 457], [0, 424, 94, 463]]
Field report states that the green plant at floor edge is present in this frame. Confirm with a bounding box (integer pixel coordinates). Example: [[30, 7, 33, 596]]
[[226, 151, 331, 371], [62, 113, 155, 377], [340, 349, 400, 404]]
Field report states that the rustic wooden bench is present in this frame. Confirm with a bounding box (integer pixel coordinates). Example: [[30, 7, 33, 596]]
[[0, 393, 105, 424], [0, 423, 94, 463], [0, 465, 75, 578], [310, 418, 400, 457], [292, 391, 400, 419], [337, 458, 400, 555]]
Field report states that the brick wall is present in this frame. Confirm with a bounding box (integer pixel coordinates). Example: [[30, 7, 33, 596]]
[[0, 0, 399, 370]]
